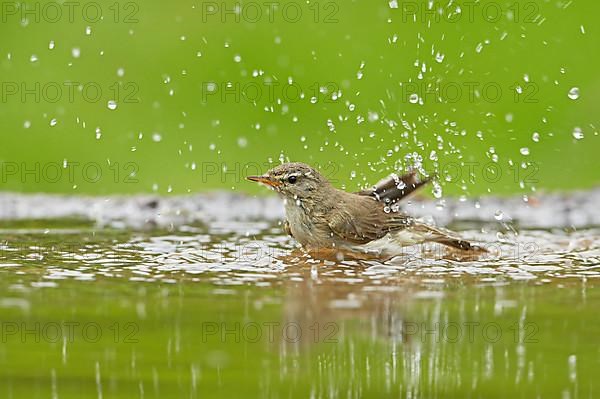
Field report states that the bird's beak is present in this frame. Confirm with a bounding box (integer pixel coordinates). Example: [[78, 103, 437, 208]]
[[246, 175, 281, 188]]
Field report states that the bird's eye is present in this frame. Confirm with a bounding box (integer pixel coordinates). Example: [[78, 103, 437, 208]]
[[287, 175, 298, 184]]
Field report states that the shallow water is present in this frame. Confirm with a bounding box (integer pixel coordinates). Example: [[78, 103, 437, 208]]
[[1, 209, 599, 398]]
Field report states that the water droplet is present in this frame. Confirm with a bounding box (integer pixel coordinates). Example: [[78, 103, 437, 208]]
[[532, 132, 540, 142], [520, 147, 530, 156], [572, 127, 584, 140], [388, 0, 398, 8], [85, 26, 92, 35], [95, 127, 102, 139], [50, 119, 57, 127], [568, 355, 577, 382], [435, 52, 445, 63], [30, 54, 38, 62], [209, 143, 216, 150], [494, 210, 504, 221], [237, 137, 247, 147], [568, 87, 579, 100], [48, 41, 55, 50], [326, 119, 335, 131], [71, 48, 81, 58], [233, 54, 241, 63], [383, 206, 391, 213], [117, 68, 125, 77], [107, 100, 117, 110], [152, 133, 162, 142], [432, 182, 443, 199], [505, 113, 514, 123], [23, 120, 31, 129], [205, 82, 216, 92], [310, 264, 318, 279]]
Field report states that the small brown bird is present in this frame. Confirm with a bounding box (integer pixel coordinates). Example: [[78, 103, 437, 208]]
[[247, 162, 480, 258]]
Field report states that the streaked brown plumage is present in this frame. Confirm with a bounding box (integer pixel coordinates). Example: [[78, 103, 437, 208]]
[[247, 162, 479, 258]]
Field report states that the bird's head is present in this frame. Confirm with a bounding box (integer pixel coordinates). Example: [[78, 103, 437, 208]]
[[246, 162, 331, 201]]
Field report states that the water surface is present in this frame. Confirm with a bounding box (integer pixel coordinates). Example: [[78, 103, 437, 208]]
[[0, 208, 599, 398]]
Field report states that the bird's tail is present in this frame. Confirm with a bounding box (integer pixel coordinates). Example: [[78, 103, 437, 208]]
[[356, 171, 430, 204], [410, 222, 482, 251]]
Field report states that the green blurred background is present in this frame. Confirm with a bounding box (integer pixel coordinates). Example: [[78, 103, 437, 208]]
[[0, 0, 598, 196]]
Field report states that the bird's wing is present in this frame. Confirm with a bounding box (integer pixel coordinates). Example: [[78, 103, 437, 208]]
[[356, 171, 430, 204], [325, 197, 413, 245]]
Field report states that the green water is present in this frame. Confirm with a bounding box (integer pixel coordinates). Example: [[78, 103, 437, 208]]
[[1, 221, 598, 398]]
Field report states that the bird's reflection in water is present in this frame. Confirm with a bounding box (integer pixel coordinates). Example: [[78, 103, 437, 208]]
[[275, 252, 420, 348], [266, 254, 455, 397]]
